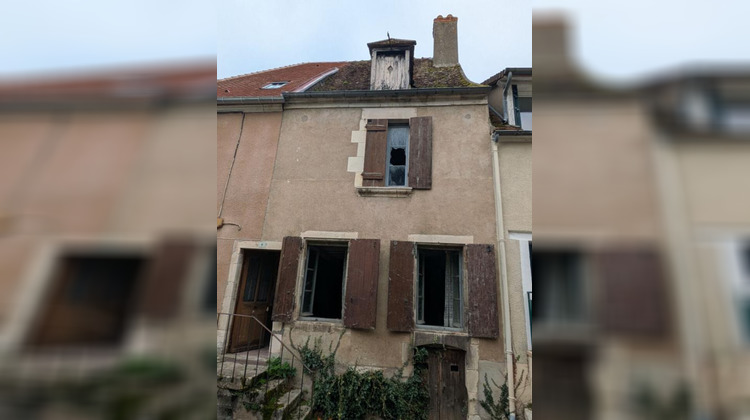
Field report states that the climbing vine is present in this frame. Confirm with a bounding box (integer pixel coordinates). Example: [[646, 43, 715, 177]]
[[295, 337, 429, 420]]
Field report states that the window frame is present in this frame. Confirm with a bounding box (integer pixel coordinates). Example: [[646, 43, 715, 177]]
[[414, 245, 466, 332], [725, 239, 750, 344], [385, 121, 410, 187], [510, 232, 532, 350], [261, 81, 289, 89], [298, 241, 349, 322]]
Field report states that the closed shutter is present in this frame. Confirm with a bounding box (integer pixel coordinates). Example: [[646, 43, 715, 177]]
[[362, 119, 387, 187], [272, 236, 302, 322], [343, 239, 380, 329], [408, 116, 433, 189], [465, 244, 500, 338], [597, 249, 670, 336], [387, 240, 415, 332]]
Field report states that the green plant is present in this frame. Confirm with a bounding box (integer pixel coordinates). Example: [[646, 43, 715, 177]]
[[480, 374, 510, 420], [266, 356, 296, 380], [294, 338, 429, 420]]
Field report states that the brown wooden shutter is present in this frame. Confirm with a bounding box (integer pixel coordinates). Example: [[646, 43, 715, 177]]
[[408, 116, 433, 189], [465, 244, 500, 338], [272, 236, 302, 322], [343, 239, 380, 329], [139, 237, 196, 319], [597, 249, 670, 337], [362, 119, 387, 187], [387, 240, 415, 332]]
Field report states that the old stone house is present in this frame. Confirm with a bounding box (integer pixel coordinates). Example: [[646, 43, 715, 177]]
[[217, 15, 532, 419]]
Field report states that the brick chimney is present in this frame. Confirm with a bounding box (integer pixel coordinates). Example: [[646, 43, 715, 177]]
[[433, 15, 458, 67]]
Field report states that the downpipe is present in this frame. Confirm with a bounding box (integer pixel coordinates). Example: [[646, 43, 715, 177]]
[[491, 132, 516, 419]]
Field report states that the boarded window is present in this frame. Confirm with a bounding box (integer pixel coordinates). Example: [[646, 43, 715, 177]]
[[301, 243, 348, 319], [417, 247, 462, 328], [343, 239, 380, 329], [272, 236, 302, 322], [465, 244, 500, 338], [362, 117, 432, 189], [387, 240, 415, 332]]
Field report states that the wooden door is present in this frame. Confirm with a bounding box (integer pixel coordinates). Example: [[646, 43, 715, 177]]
[[425, 348, 468, 420], [229, 250, 279, 353]]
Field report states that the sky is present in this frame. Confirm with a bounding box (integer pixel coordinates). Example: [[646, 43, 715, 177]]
[[534, 0, 750, 84], [2, 1, 748, 84], [0, 0, 216, 80], [217, 0, 531, 83]]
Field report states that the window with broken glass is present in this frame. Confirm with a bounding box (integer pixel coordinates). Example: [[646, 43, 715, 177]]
[[417, 248, 463, 328], [385, 123, 409, 186], [301, 243, 347, 320]]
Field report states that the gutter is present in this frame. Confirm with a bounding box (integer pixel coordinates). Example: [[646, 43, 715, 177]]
[[284, 86, 490, 100], [491, 131, 517, 420], [216, 96, 285, 105]]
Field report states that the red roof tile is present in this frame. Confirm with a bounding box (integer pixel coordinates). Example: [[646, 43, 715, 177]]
[[218, 62, 349, 98]]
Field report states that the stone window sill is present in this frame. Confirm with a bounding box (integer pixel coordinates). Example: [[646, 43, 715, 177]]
[[356, 186, 413, 197]]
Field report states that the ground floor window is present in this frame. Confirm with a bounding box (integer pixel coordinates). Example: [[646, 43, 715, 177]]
[[301, 243, 347, 319], [417, 247, 462, 328]]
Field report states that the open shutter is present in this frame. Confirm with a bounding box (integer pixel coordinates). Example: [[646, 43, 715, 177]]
[[272, 236, 302, 322], [466, 244, 500, 338], [597, 249, 670, 336], [343, 239, 380, 329], [362, 119, 387, 187], [139, 237, 196, 319], [387, 240, 415, 332], [408, 116, 432, 189]]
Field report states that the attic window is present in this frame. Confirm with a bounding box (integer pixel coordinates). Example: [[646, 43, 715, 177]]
[[262, 81, 288, 89]]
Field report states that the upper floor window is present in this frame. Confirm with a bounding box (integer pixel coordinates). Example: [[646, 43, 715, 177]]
[[261, 81, 288, 89], [512, 85, 532, 131], [361, 117, 432, 190]]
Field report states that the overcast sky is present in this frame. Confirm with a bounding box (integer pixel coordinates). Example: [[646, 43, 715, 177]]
[[217, 0, 531, 83], [534, 0, 750, 84], [3, 1, 748, 84], [0, 0, 216, 80]]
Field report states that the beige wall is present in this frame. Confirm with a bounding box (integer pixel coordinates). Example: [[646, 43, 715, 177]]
[[216, 111, 283, 308]]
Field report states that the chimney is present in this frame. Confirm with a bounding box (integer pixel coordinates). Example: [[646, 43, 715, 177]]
[[433, 15, 458, 67]]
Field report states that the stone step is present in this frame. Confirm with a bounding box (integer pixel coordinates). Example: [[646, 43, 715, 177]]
[[271, 387, 303, 420]]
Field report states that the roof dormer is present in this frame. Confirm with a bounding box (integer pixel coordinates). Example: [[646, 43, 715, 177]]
[[367, 38, 416, 90]]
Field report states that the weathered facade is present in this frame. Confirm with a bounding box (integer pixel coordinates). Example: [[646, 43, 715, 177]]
[[217, 15, 532, 419]]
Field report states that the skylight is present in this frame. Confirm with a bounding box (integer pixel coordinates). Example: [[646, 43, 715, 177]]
[[261, 81, 288, 89]]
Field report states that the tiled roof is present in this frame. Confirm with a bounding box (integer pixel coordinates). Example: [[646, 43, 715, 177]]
[[0, 62, 216, 103], [308, 58, 484, 92], [218, 62, 349, 98], [482, 67, 532, 86]]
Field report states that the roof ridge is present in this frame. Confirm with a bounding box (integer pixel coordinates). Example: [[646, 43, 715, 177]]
[[218, 61, 350, 82]]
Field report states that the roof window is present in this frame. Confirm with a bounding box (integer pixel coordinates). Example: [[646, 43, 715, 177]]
[[261, 81, 288, 89]]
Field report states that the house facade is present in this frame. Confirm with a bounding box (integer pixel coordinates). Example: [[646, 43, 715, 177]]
[[217, 15, 532, 419]]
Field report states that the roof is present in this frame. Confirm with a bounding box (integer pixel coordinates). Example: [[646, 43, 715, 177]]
[[309, 58, 483, 92], [367, 38, 417, 53], [0, 61, 216, 107], [482, 67, 532, 86], [218, 62, 349, 98]]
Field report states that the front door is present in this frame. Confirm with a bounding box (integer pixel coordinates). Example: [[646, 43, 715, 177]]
[[425, 347, 468, 419], [228, 250, 279, 353]]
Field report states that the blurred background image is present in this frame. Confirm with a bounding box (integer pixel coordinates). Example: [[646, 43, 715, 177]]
[[0, 2, 217, 419], [533, 2, 750, 419]]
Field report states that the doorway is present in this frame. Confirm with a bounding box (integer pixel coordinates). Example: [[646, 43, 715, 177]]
[[423, 347, 468, 419], [228, 250, 279, 353]]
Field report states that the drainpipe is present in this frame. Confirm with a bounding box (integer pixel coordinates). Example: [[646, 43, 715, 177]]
[[491, 131, 516, 419]]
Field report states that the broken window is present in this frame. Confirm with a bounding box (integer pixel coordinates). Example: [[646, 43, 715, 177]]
[[301, 243, 347, 319], [417, 248, 462, 328], [386, 123, 409, 186]]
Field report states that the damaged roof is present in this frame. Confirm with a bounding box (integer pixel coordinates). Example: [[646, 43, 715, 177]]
[[308, 58, 483, 92], [218, 62, 348, 98]]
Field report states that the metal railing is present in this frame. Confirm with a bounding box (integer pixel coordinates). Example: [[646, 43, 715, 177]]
[[217, 312, 314, 419]]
